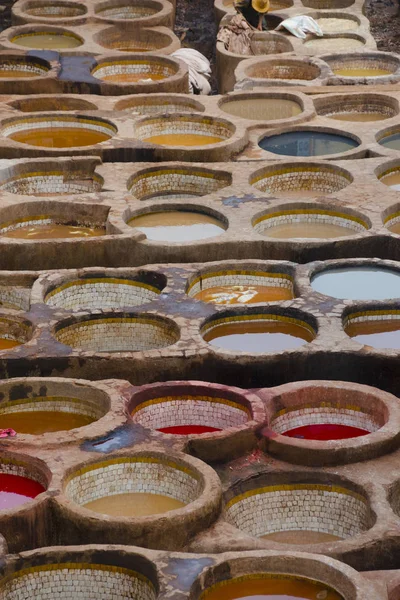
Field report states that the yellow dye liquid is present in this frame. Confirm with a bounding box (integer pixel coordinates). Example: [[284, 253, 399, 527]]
[[0, 339, 21, 350], [84, 492, 185, 517], [328, 112, 388, 122], [99, 72, 166, 83], [221, 98, 302, 121], [195, 285, 293, 304], [333, 67, 392, 77], [144, 133, 225, 146], [3, 224, 105, 240], [12, 33, 82, 49], [129, 211, 225, 242], [0, 411, 94, 434], [380, 172, 400, 190], [262, 222, 357, 239], [9, 127, 110, 148], [203, 575, 343, 600], [0, 69, 39, 78], [262, 530, 343, 544]]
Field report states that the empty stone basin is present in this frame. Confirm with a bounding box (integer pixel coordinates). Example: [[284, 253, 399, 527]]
[[94, 0, 161, 19], [303, 34, 366, 54], [325, 53, 400, 79], [128, 209, 227, 242], [187, 269, 295, 304], [259, 130, 359, 157], [0, 561, 157, 599], [250, 163, 353, 198], [135, 114, 235, 147], [224, 475, 372, 544], [2, 115, 116, 148], [0, 57, 50, 78], [115, 94, 204, 114], [9, 97, 98, 112], [64, 454, 202, 517], [130, 382, 252, 435], [19, 0, 87, 18], [253, 207, 368, 239], [242, 58, 322, 81], [10, 28, 83, 49], [92, 56, 178, 84], [54, 313, 179, 352], [315, 93, 398, 122], [128, 166, 231, 200], [45, 271, 166, 310], [344, 309, 400, 350], [0, 165, 103, 195], [0, 457, 47, 511], [0, 217, 106, 239], [219, 93, 303, 121], [311, 266, 400, 300], [0, 379, 110, 435], [94, 26, 175, 52], [0, 316, 32, 351], [201, 311, 315, 353]]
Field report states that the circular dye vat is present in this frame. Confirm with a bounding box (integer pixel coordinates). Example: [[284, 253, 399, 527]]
[[128, 211, 226, 242], [7, 125, 111, 148], [326, 110, 392, 122], [202, 314, 314, 353], [0, 170, 102, 196], [379, 170, 400, 191], [0, 474, 44, 510], [144, 133, 225, 146], [283, 424, 369, 440], [345, 315, 400, 349], [333, 67, 392, 77], [379, 132, 400, 151], [0, 59, 49, 78], [304, 36, 364, 52], [311, 266, 400, 300], [315, 17, 358, 32], [200, 574, 343, 600], [254, 210, 367, 239], [219, 97, 302, 121], [11, 31, 83, 49], [0, 338, 22, 350], [259, 131, 359, 157], [95, 2, 159, 19], [1, 221, 105, 239], [24, 1, 87, 18]]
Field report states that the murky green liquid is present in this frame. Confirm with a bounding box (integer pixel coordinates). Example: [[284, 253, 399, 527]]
[[259, 131, 358, 156], [11, 33, 82, 49]]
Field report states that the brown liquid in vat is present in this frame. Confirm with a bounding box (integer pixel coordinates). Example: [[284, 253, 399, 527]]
[[388, 221, 400, 234], [330, 112, 388, 122], [9, 127, 110, 148], [0, 411, 94, 434], [380, 172, 400, 190], [0, 339, 21, 350], [3, 224, 105, 239], [262, 530, 343, 544], [221, 98, 302, 121], [84, 492, 185, 517], [12, 33, 82, 49], [195, 285, 293, 304], [261, 222, 357, 239], [144, 133, 225, 146], [0, 69, 39, 78], [333, 67, 392, 77], [129, 211, 225, 242], [99, 73, 166, 83]]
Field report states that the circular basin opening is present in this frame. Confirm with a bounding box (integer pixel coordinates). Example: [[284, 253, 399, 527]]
[[378, 127, 400, 151], [130, 382, 253, 435], [253, 206, 369, 239], [219, 93, 303, 121], [259, 129, 359, 157], [54, 313, 179, 352], [0, 316, 32, 351], [311, 265, 400, 300], [304, 34, 365, 53], [0, 560, 157, 600], [187, 269, 295, 304], [250, 163, 353, 198], [313, 13, 360, 32], [0, 165, 103, 196], [325, 53, 400, 78], [0, 217, 106, 239], [127, 208, 227, 242], [92, 57, 178, 84], [45, 271, 166, 310], [225, 474, 373, 544], [0, 457, 47, 511], [315, 93, 398, 122], [384, 205, 400, 233], [245, 58, 321, 81], [64, 454, 202, 517], [2, 116, 116, 148], [270, 381, 385, 441], [135, 114, 235, 147], [94, 0, 160, 19], [128, 166, 231, 200], [344, 309, 400, 349], [0, 379, 110, 435], [10, 29, 83, 49], [9, 97, 98, 112], [377, 166, 400, 192], [22, 0, 87, 18], [201, 311, 316, 353], [115, 95, 204, 114], [94, 26, 173, 52], [0, 57, 50, 78]]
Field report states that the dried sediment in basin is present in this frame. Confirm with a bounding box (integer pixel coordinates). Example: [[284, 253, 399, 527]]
[[311, 12, 360, 32], [115, 94, 205, 114], [218, 92, 304, 122], [315, 93, 398, 122], [45, 271, 166, 310], [8, 97, 98, 112], [303, 34, 366, 54], [128, 166, 231, 200], [0, 57, 50, 78], [54, 313, 179, 352]]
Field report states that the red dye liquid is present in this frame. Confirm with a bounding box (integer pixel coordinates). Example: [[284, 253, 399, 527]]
[[283, 424, 370, 441], [0, 474, 45, 510], [158, 425, 221, 435]]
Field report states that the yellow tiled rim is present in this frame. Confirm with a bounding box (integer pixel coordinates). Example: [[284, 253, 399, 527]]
[[253, 209, 367, 228], [202, 313, 315, 335], [59, 316, 171, 332], [384, 210, 400, 224], [225, 484, 366, 510], [344, 309, 400, 322], [132, 169, 224, 181], [0, 171, 103, 186], [131, 395, 251, 417], [190, 270, 293, 289], [46, 278, 161, 301], [251, 165, 352, 185]]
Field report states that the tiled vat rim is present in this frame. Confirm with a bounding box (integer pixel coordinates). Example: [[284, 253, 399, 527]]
[[129, 168, 231, 200], [188, 270, 294, 297], [251, 165, 353, 193], [135, 115, 234, 141], [201, 313, 316, 337], [0, 563, 156, 600], [0, 316, 30, 342], [92, 59, 177, 80], [1, 116, 117, 139], [64, 455, 202, 507], [225, 483, 370, 539], [0, 59, 49, 75], [0, 456, 47, 487], [0, 215, 103, 235], [343, 308, 400, 328], [0, 170, 103, 195], [0, 395, 103, 419], [253, 209, 368, 234]]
